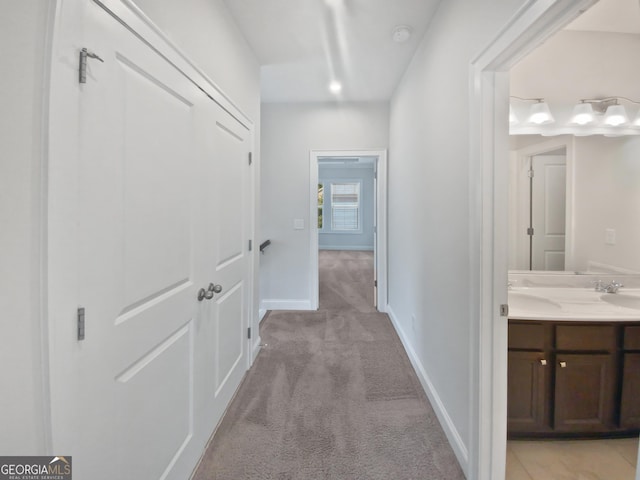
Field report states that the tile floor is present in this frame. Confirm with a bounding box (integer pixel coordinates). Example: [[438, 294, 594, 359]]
[[507, 437, 639, 480]]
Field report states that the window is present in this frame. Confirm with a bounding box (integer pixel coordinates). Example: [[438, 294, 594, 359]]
[[317, 183, 324, 229], [331, 182, 360, 231]]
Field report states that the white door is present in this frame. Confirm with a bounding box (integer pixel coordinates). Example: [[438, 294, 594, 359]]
[[47, 2, 251, 479], [531, 154, 566, 270], [193, 98, 252, 430]]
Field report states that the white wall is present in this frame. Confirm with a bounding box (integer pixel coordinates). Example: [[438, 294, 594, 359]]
[[0, 0, 52, 455], [573, 136, 640, 273], [260, 102, 388, 310], [387, 0, 525, 473]]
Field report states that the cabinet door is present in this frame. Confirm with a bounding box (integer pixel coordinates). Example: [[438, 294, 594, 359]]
[[621, 353, 640, 428], [554, 354, 616, 432], [508, 351, 550, 432]]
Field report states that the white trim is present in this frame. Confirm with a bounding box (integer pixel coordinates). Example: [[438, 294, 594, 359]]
[[35, 0, 59, 454], [261, 299, 313, 311], [386, 306, 469, 476], [319, 245, 374, 251], [258, 308, 268, 322], [309, 149, 388, 312], [469, 1, 599, 480]]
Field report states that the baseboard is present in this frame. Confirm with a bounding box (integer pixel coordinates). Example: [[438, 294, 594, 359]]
[[318, 245, 374, 251], [258, 309, 268, 322], [260, 299, 313, 311], [386, 305, 469, 476]]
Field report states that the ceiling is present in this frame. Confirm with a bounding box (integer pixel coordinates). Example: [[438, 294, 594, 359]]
[[222, 0, 441, 103], [222, 0, 639, 104]]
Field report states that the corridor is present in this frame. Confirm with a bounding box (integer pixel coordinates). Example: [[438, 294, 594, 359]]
[[192, 250, 464, 479]]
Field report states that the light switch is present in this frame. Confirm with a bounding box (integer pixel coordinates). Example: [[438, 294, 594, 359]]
[[294, 218, 305, 230], [605, 228, 616, 245]]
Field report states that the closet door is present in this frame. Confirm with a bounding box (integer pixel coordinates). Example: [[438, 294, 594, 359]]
[[48, 2, 251, 479]]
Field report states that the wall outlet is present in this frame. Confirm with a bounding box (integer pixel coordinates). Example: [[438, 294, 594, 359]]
[[605, 228, 616, 245]]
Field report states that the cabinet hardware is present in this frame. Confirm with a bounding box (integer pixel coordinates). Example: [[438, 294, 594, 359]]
[[559, 361, 567, 368], [540, 359, 547, 366]]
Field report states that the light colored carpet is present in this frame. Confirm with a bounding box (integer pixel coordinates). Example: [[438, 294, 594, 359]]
[[192, 250, 464, 480]]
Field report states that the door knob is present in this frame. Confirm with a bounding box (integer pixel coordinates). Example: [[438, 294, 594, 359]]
[[208, 283, 223, 294], [197, 287, 215, 301], [197, 288, 207, 302]]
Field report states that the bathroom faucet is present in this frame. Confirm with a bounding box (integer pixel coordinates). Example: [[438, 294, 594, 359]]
[[594, 279, 624, 293]]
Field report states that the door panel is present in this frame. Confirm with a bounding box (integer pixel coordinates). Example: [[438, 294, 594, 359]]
[[196, 101, 251, 420], [531, 154, 566, 270], [554, 354, 616, 432]]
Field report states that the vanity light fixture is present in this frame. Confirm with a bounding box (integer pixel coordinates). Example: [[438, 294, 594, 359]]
[[569, 101, 595, 125], [571, 97, 640, 127], [510, 96, 555, 125], [604, 102, 629, 126], [509, 105, 519, 126]]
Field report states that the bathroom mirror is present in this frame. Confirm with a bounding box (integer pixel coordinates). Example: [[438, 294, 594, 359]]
[[508, 134, 640, 275]]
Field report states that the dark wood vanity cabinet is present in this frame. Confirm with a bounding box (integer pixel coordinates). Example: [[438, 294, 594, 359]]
[[508, 320, 640, 438], [507, 322, 552, 433], [621, 326, 640, 428]]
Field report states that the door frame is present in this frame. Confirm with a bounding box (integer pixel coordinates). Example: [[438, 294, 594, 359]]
[[510, 138, 575, 271], [469, 1, 599, 479], [309, 149, 388, 312]]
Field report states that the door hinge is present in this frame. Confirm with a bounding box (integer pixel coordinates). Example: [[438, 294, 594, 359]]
[[373, 226, 377, 234], [77, 307, 86, 341], [527, 169, 534, 178], [248, 152, 253, 165], [248, 239, 252, 251], [527, 227, 534, 236], [500, 304, 509, 317], [374, 280, 377, 287], [79, 48, 104, 84], [247, 327, 251, 339]]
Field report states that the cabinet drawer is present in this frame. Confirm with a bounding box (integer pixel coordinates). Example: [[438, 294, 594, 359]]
[[509, 322, 546, 350], [556, 325, 616, 351], [624, 326, 640, 351]]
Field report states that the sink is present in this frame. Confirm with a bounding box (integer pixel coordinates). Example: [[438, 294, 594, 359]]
[[600, 293, 640, 310], [509, 292, 562, 312]]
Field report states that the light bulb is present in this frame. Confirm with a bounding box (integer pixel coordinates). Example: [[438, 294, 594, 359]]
[[570, 102, 595, 125], [604, 104, 628, 126], [527, 101, 554, 125]]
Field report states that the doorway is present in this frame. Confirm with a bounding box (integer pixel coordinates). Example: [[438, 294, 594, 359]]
[[510, 140, 572, 272], [309, 150, 388, 312]]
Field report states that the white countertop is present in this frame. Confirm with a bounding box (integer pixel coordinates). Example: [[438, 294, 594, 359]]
[[508, 287, 640, 322]]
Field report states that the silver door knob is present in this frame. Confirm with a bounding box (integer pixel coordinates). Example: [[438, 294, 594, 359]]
[[198, 287, 215, 301], [208, 283, 223, 294]]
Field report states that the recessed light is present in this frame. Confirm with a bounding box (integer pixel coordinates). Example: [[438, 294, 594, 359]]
[[329, 81, 342, 94], [392, 25, 412, 43]]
